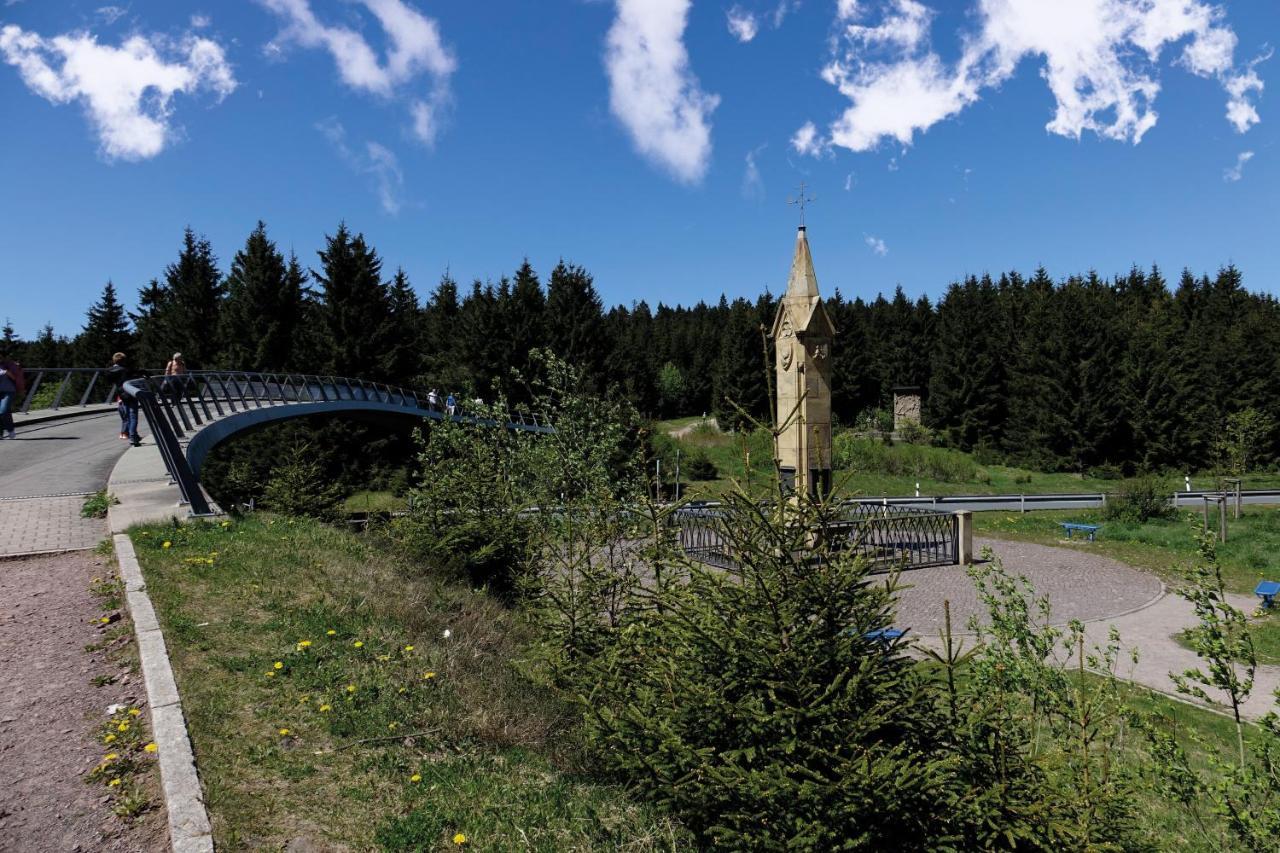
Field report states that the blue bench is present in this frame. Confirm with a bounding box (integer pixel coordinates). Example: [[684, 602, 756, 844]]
[[1255, 581, 1280, 609], [864, 628, 904, 644], [1060, 522, 1101, 541]]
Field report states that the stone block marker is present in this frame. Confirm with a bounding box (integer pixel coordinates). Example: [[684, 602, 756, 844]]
[[956, 511, 975, 565], [114, 533, 214, 853]]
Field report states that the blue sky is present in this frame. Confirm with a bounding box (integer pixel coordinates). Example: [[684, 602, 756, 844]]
[[1, 0, 1276, 339]]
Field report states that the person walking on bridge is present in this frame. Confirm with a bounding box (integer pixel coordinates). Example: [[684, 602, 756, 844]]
[[107, 352, 143, 447], [0, 350, 23, 439], [163, 352, 188, 404]]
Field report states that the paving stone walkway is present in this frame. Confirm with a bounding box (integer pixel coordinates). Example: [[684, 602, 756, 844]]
[[0, 496, 107, 557], [903, 537, 1280, 720]]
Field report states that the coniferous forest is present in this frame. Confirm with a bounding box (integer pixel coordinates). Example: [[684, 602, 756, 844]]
[[4, 221, 1278, 474]]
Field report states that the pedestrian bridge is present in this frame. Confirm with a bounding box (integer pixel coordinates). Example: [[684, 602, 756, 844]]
[[10, 367, 551, 521]]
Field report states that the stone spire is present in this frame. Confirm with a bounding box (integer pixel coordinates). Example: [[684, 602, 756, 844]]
[[771, 225, 835, 499]]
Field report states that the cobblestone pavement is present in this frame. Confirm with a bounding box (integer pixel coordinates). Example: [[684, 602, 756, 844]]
[[0, 495, 108, 557], [894, 536, 1163, 636]]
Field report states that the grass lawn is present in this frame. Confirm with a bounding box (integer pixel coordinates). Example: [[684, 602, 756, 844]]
[[654, 417, 1280, 500], [976, 507, 1280, 663], [130, 516, 686, 851]]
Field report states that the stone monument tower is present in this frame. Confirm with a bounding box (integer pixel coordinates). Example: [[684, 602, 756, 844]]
[[771, 225, 836, 498]]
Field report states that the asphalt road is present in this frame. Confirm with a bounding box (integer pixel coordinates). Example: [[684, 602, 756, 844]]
[[0, 413, 144, 499]]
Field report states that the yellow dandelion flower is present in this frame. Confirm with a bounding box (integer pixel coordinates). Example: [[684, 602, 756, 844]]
[[319, 704, 331, 712], [398, 687, 407, 694], [298, 695, 310, 704], [103, 734, 116, 744], [297, 640, 312, 649], [388, 722, 398, 731], [346, 684, 356, 693], [326, 630, 336, 636], [278, 728, 290, 736], [376, 654, 390, 662], [104, 753, 119, 761], [144, 742, 157, 753], [100, 617, 110, 624], [108, 778, 122, 787], [265, 671, 276, 678], [403, 645, 414, 652], [353, 641, 364, 648], [273, 661, 284, 670], [162, 541, 171, 549], [410, 773, 422, 783], [117, 722, 129, 732], [221, 521, 231, 528], [128, 708, 141, 716], [453, 833, 467, 845], [422, 671, 436, 680]]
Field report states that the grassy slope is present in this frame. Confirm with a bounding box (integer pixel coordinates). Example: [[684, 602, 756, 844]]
[[654, 418, 1280, 499], [976, 507, 1280, 664], [132, 517, 684, 851]]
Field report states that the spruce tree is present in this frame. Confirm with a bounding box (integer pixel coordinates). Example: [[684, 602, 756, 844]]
[[220, 222, 301, 371], [386, 267, 423, 385], [159, 228, 226, 368], [712, 297, 767, 432], [312, 223, 394, 380], [545, 261, 605, 387], [77, 281, 133, 365]]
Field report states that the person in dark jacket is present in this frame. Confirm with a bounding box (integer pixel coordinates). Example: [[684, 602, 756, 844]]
[[0, 350, 22, 440], [107, 352, 143, 446]]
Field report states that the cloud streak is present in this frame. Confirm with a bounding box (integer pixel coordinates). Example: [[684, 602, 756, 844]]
[[726, 6, 758, 43], [865, 234, 888, 256], [317, 117, 404, 214], [801, 0, 1266, 156], [0, 23, 236, 160], [1223, 150, 1254, 183], [605, 0, 719, 184]]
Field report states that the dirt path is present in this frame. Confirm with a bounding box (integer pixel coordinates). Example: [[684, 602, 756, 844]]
[[0, 551, 165, 852], [668, 417, 717, 439]]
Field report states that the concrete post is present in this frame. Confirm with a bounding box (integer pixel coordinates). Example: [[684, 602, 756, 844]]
[[956, 511, 974, 565]]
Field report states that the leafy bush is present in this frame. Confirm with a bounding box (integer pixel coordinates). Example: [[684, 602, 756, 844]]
[[832, 433, 979, 482], [683, 450, 717, 481], [898, 419, 933, 445], [1104, 477, 1175, 523], [1088, 463, 1124, 481]]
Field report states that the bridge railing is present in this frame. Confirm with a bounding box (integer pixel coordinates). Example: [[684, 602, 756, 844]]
[[118, 370, 550, 517], [14, 367, 155, 414]]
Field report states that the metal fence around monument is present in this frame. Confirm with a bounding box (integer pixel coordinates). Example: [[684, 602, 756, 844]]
[[674, 501, 958, 572]]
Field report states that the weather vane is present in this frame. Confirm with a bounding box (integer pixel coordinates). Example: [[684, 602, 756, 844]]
[[788, 182, 816, 226]]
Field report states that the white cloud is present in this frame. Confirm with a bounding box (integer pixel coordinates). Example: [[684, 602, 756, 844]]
[[865, 234, 888, 256], [1223, 149, 1253, 182], [742, 144, 766, 199], [790, 120, 827, 156], [190, 14, 211, 30], [604, 0, 719, 184], [843, 171, 855, 191], [812, 0, 1266, 154], [726, 6, 758, 43], [260, 0, 456, 143], [0, 24, 236, 161], [96, 6, 128, 26], [317, 118, 404, 214]]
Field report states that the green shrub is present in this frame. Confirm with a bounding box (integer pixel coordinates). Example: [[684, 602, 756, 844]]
[[898, 420, 933, 445], [1088, 463, 1124, 481], [1104, 477, 1175, 524], [683, 450, 717, 481], [262, 442, 343, 520]]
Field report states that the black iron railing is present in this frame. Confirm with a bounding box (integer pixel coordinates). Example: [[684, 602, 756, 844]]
[[14, 367, 151, 414], [674, 500, 959, 572]]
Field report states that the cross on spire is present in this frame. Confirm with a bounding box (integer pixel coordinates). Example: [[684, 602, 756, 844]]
[[788, 182, 816, 227]]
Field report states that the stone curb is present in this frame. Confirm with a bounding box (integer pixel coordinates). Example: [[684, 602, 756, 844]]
[[114, 533, 215, 852]]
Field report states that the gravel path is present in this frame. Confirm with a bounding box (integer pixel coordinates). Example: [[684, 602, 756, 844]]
[[0, 551, 165, 852], [894, 536, 1163, 636]]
